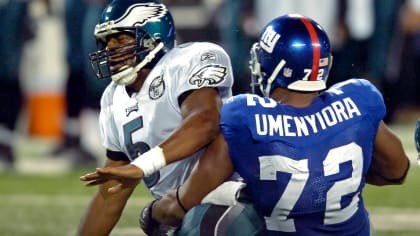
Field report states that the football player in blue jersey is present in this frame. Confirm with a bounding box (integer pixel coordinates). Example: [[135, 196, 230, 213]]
[[150, 14, 411, 236], [77, 0, 235, 235], [81, 14, 411, 235]]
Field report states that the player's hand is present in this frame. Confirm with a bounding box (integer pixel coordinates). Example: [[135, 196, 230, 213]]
[[139, 200, 160, 235], [139, 199, 174, 235], [79, 164, 144, 193], [152, 189, 184, 227]]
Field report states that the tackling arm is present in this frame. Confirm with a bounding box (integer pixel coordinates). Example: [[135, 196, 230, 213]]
[[152, 133, 234, 226], [366, 121, 410, 186], [80, 87, 223, 190]]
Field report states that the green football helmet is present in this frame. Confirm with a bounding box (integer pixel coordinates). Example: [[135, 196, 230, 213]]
[[89, 0, 175, 85]]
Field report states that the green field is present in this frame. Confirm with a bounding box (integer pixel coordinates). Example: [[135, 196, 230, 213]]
[[0, 122, 419, 236], [0, 170, 153, 236]]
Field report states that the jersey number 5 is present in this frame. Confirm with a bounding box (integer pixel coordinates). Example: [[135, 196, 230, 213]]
[[123, 117, 160, 188], [260, 142, 363, 232]]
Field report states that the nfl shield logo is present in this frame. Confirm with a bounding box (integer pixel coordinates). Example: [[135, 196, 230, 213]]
[[283, 68, 293, 77]]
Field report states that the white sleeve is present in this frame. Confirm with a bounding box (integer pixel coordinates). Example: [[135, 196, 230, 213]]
[[169, 42, 234, 103]]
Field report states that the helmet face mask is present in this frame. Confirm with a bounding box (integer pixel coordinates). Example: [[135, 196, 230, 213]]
[[90, 29, 156, 82], [249, 43, 265, 95], [89, 0, 175, 85], [250, 14, 332, 96]]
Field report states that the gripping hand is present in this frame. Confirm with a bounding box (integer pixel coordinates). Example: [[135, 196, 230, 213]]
[[139, 200, 171, 236]]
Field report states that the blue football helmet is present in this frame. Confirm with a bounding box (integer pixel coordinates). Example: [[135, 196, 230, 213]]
[[89, 0, 175, 85], [250, 14, 332, 96]]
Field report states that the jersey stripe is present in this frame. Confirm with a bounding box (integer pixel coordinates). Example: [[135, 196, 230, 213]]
[[300, 17, 320, 81]]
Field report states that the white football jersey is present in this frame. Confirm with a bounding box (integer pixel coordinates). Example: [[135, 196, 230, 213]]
[[99, 42, 234, 198]]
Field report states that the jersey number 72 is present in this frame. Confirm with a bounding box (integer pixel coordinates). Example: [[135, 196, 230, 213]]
[[260, 142, 363, 232]]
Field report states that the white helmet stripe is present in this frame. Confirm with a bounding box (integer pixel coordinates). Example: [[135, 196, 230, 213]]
[[264, 59, 286, 96]]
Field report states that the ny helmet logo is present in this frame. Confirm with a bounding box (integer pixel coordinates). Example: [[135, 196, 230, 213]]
[[260, 26, 280, 53]]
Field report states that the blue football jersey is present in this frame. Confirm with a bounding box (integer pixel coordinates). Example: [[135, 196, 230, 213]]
[[220, 79, 385, 235]]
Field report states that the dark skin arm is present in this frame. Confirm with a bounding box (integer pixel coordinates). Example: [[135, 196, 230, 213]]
[[80, 87, 223, 191], [153, 120, 411, 226], [366, 121, 410, 186], [77, 159, 140, 236], [161, 87, 222, 163], [152, 133, 234, 226]]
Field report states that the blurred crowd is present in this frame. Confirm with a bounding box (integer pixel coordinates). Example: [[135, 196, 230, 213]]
[[1, 0, 420, 170]]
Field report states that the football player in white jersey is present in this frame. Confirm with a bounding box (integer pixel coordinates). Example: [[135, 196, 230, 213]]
[[77, 0, 234, 235]]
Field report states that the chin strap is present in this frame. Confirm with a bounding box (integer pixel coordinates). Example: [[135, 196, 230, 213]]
[[264, 59, 286, 97], [112, 42, 165, 85]]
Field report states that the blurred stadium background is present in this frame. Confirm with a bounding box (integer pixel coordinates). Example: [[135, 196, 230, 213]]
[[1, 0, 420, 235]]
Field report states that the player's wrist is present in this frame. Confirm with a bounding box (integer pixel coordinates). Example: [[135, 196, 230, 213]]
[[131, 146, 166, 176], [176, 185, 188, 213]]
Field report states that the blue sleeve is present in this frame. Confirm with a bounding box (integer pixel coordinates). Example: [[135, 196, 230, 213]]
[[332, 78, 386, 122], [357, 79, 386, 122], [220, 94, 249, 143]]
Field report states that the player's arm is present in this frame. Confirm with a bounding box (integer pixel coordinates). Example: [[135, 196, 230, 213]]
[[366, 121, 410, 186], [131, 86, 223, 178], [152, 133, 234, 226], [82, 87, 223, 186], [77, 158, 140, 236], [160, 87, 222, 162]]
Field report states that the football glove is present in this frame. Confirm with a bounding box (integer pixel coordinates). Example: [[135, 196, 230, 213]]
[[139, 200, 163, 236]]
